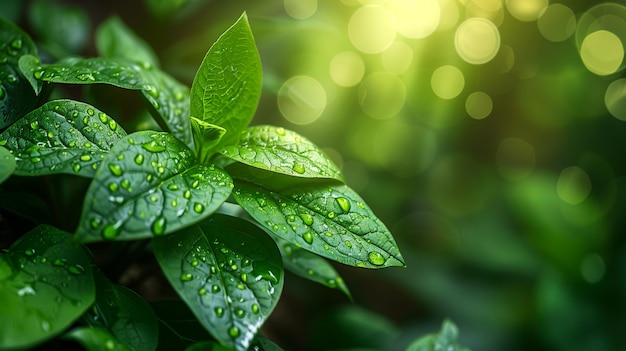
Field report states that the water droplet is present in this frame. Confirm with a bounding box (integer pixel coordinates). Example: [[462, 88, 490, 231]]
[[299, 213, 314, 225], [345, 240, 353, 248], [198, 288, 207, 295], [174, 91, 184, 101], [104, 340, 115, 350], [180, 272, 193, 281], [171, 200, 178, 207], [73, 163, 82, 173], [151, 216, 166, 235], [117, 154, 125, 161], [33, 71, 44, 79], [80, 154, 91, 162], [145, 85, 159, 98], [275, 127, 286, 136], [68, 264, 84, 275], [214, 307, 224, 318], [25, 248, 35, 256], [87, 108, 94, 116], [327, 212, 335, 219], [108, 182, 119, 192], [77, 73, 96, 81], [191, 259, 199, 267], [183, 190, 191, 199], [91, 218, 102, 229], [303, 231, 314, 244], [134, 154, 144, 165], [30, 157, 41, 163], [367, 251, 385, 266], [11, 38, 22, 49], [109, 119, 117, 130], [234, 308, 245, 318], [228, 326, 240, 338], [102, 223, 122, 239], [193, 203, 204, 213], [108, 163, 123, 176], [167, 184, 179, 190], [99, 113, 107, 123], [251, 304, 260, 314], [292, 163, 305, 174], [336, 197, 351, 212], [212, 285, 221, 293], [30, 121, 38, 129], [120, 179, 131, 189], [142, 140, 166, 153]]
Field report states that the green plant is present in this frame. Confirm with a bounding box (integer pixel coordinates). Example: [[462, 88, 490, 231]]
[[0, 10, 408, 351]]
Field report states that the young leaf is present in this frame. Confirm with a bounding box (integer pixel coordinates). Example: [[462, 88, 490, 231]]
[[233, 181, 405, 269], [76, 131, 233, 243], [84, 271, 159, 351], [219, 125, 344, 182], [190, 12, 262, 150], [191, 117, 226, 164], [64, 327, 132, 351], [0, 146, 15, 183], [0, 225, 95, 349], [405, 320, 472, 351], [0, 18, 38, 128], [0, 99, 127, 177], [96, 16, 159, 68], [18, 56, 192, 147], [153, 214, 284, 351], [276, 237, 351, 298]]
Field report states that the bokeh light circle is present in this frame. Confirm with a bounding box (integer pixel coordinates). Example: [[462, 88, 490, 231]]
[[580, 30, 624, 76], [505, 0, 548, 22], [576, 3, 626, 75], [330, 51, 365, 87], [431, 65, 464, 100], [348, 5, 396, 54], [581, 254, 606, 284], [605, 78, 626, 121], [465, 91, 493, 119], [455, 17, 500, 65], [557, 166, 592, 205], [277, 75, 327, 125], [495, 138, 535, 181], [537, 4, 576, 42], [381, 41, 413, 75], [284, 0, 317, 19], [391, 0, 440, 39], [358, 71, 406, 119]]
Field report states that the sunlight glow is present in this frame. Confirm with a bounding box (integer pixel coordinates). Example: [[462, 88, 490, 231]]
[[505, 0, 548, 22], [465, 91, 493, 119], [391, 0, 440, 39], [381, 41, 413, 75], [431, 65, 464, 99], [537, 4, 576, 42], [358, 71, 406, 119], [330, 51, 365, 87], [455, 17, 500, 65], [580, 30, 624, 76], [349, 5, 396, 54], [278, 76, 327, 125], [284, 0, 317, 19]]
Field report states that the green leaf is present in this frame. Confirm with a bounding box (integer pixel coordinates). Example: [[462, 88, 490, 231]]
[[190, 12, 262, 150], [153, 214, 284, 351], [0, 146, 15, 183], [96, 16, 159, 68], [84, 271, 159, 351], [219, 125, 344, 181], [0, 99, 127, 177], [0, 18, 38, 128], [64, 327, 132, 351], [405, 320, 472, 351], [76, 131, 232, 243], [144, 0, 189, 17], [0, 224, 95, 349], [191, 117, 226, 163], [28, 0, 89, 58], [249, 335, 285, 351], [277, 237, 351, 298], [185, 341, 233, 351], [233, 181, 405, 269], [19, 56, 193, 148]]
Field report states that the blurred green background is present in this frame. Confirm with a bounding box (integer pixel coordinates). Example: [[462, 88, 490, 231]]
[[4, 0, 626, 350]]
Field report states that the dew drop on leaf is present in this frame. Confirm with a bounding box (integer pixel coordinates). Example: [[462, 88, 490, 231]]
[[80, 154, 92, 162], [215, 307, 224, 318], [234, 308, 245, 318], [292, 163, 305, 174], [198, 288, 207, 296], [134, 154, 144, 165], [299, 213, 313, 226], [303, 231, 314, 244], [228, 326, 240, 338], [327, 212, 335, 219], [336, 197, 351, 212], [24, 248, 35, 256], [151, 216, 167, 235], [212, 285, 221, 293], [180, 273, 193, 281], [251, 304, 260, 314], [108, 163, 123, 176], [367, 251, 386, 266], [142, 141, 166, 153], [102, 223, 122, 240]]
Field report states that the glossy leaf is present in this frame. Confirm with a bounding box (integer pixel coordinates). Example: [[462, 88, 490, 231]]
[[276, 237, 351, 298], [18, 56, 193, 147], [76, 131, 233, 243], [0, 225, 95, 349], [191, 117, 226, 164], [219, 125, 344, 182], [405, 320, 472, 351], [233, 181, 405, 269], [28, 0, 89, 58], [249, 335, 285, 351], [96, 16, 159, 68], [153, 214, 284, 351], [0, 18, 38, 128], [64, 327, 132, 351], [0, 99, 127, 177], [0, 146, 15, 183], [190, 12, 262, 150], [84, 271, 159, 351]]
